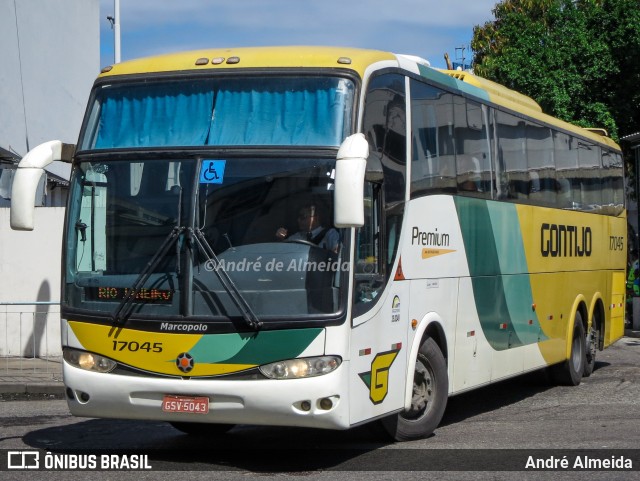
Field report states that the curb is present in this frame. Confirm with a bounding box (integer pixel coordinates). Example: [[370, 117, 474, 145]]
[[0, 382, 65, 396]]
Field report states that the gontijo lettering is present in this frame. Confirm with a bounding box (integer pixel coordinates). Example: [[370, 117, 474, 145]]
[[540, 223, 592, 257]]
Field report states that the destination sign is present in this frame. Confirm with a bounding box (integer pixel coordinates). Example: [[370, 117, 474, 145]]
[[85, 287, 174, 304]]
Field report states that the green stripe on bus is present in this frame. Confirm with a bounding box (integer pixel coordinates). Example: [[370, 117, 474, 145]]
[[187, 328, 323, 366], [486, 203, 545, 345], [455, 197, 545, 350]]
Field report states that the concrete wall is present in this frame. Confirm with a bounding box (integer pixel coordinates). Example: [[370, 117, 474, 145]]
[[1, 0, 99, 357], [0, 208, 65, 356]]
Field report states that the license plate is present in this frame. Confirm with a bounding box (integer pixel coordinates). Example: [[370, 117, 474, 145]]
[[162, 395, 209, 414]]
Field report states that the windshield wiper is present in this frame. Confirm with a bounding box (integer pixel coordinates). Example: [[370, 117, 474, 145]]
[[111, 226, 184, 324], [190, 227, 262, 330]]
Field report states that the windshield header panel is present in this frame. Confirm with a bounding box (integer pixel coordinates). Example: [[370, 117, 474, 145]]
[[79, 74, 356, 151]]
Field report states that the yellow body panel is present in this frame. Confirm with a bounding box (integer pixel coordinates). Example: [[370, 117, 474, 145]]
[[515, 205, 626, 364], [69, 321, 255, 376], [100, 46, 396, 79]]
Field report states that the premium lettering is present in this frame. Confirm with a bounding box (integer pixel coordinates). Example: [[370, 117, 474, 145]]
[[412, 227, 450, 247], [540, 223, 592, 257]]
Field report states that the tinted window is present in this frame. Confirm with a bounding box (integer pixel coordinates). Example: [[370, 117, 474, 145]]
[[410, 79, 456, 195], [454, 97, 492, 198]]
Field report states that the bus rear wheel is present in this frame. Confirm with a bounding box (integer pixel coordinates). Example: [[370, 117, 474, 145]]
[[169, 421, 234, 436], [381, 337, 448, 441], [584, 320, 599, 377], [549, 312, 586, 386]]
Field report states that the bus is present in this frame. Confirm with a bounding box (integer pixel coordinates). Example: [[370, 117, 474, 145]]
[[10, 46, 626, 441]]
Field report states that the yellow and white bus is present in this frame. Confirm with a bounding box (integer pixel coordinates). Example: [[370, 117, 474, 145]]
[[11, 46, 626, 440]]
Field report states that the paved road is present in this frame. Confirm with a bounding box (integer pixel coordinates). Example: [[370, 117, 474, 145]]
[[1, 337, 639, 480]]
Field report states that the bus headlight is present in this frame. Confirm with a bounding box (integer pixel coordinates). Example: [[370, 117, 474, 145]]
[[63, 348, 116, 373], [259, 356, 341, 379]]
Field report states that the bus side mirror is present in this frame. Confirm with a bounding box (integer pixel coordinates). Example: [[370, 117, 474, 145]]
[[10, 140, 74, 231], [334, 133, 368, 228]]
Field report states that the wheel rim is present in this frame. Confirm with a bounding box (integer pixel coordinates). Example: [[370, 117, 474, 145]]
[[403, 356, 434, 420]]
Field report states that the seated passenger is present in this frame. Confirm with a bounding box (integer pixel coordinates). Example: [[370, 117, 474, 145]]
[[275, 204, 340, 252]]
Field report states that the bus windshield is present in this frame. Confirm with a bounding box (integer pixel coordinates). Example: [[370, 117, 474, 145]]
[[80, 76, 355, 149], [64, 156, 348, 323]]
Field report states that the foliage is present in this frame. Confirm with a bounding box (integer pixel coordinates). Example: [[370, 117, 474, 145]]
[[472, 0, 640, 143]]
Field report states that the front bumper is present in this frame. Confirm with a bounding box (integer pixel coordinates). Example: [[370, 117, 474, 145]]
[[63, 360, 351, 430]]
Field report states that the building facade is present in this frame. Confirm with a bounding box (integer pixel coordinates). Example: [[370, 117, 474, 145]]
[[1, 0, 99, 356]]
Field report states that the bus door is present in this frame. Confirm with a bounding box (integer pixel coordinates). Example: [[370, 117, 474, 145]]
[[349, 72, 409, 425]]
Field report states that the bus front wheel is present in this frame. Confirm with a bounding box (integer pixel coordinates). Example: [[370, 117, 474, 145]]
[[381, 337, 448, 441]]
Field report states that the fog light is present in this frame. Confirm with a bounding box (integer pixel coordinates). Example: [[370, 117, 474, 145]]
[[300, 401, 311, 412], [319, 397, 333, 410]]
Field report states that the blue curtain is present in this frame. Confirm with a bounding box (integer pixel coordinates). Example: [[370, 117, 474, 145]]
[[93, 82, 215, 149], [89, 78, 351, 149], [207, 78, 349, 146]]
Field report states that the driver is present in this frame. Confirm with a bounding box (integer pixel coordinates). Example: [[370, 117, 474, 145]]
[[275, 204, 340, 253]]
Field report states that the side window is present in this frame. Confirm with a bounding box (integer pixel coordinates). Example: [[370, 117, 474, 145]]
[[354, 182, 383, 307], [363, 73, 407, 205], [526, 123, 555, 207], [609, 152, 624, 214], [496, 111, 527, 200], [554, 131, 578, 208], [410, 79, 455, 195], [76, 166, 107, 272], [577, 141, 602, 209], [454, 98, 492, 198], [602, 150, 615, 211]]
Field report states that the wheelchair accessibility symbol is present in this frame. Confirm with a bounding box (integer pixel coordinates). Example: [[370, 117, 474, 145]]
[[199, 159, 226, 184]]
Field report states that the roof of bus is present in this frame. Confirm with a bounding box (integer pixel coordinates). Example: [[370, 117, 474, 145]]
[[99, 45, 397, 78], [438, 69, 621, 150], [99, 45, 620, 151]]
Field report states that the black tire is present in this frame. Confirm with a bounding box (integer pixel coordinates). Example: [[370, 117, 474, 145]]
[[583, 320, 599, 377], [169, 421, 234, 436], [549, 312, 586, 386], [381, 337, 448, 441]]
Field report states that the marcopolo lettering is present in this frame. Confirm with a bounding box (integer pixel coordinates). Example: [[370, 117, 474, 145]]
[[540, 223, 592, 257], [160, 322, 208, 332]]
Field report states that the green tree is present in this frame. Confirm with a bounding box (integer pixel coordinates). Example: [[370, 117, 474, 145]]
[[472, 0, 640, 143]]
